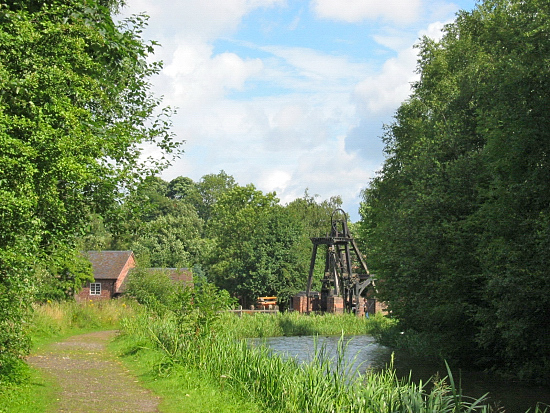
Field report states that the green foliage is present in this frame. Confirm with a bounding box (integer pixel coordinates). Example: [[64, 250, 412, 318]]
[[192, 170, 236, 222], [30, 300, 136, 344], [35, 247, 94, 302], [124, 266, 236, 332], [0, 0, 179, 378], [124, 267, 182, 314], [109, 340, 265, 413], [131, 210, 206, 268], [286, 190, 343, 238], [0, 366, 57, 413], [359, 0, 550, 382], [206, 184, 306, 307], [216, 311, 396, 339], [81, 170, 347, 314]]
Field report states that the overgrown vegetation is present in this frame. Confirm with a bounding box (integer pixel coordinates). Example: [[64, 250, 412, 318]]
[[218, 311, 395, 338], [358, 0, 550, 383], [1, 0, 548, 395], [0, 0, 179, 378], [111, 278, 493, 413], [30, 299, 137, 346]]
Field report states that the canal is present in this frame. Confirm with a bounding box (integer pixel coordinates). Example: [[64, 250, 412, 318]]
[[249, 335, 550, 412]]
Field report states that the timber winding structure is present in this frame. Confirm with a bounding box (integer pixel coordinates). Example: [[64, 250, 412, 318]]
[[305, 209, 375, 313]]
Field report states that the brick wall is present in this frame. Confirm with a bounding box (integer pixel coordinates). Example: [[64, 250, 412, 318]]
[[327, 296, 344, 314], [114, 254, 136, 293], [292, 294, 321, 313], [76, 280, 116, 301]]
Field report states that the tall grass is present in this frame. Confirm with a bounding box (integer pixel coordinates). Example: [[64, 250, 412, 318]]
[[30, 299, 137, 345], [217, 311, 396, 338], [118, 312, 491, 413]]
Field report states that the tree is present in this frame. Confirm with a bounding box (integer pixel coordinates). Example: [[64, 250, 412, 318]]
[[192, 171, 236, 222], [0, 0, 179, 375], [359, 0, 550, 381], [206, 185, 305, 307], [167, 176, 197, 201], [131, 207, 207, 268], [286, 190, 342, 238]]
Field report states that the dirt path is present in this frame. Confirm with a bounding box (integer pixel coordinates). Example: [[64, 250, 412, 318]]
[[27, 331, 160, 413]]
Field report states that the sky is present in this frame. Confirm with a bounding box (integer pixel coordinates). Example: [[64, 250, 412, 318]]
[[118, 0, 477, 221]]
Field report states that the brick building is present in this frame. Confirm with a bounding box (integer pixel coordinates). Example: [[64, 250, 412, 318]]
[[76, 251, 136, 301]]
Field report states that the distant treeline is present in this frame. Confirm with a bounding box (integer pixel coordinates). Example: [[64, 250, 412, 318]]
[[82, 170, 344, 308]]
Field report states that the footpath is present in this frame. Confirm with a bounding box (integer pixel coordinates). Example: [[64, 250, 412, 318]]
[[27, 331, 160, 413]]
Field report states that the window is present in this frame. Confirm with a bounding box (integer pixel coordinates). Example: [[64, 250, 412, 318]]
[[90, 283, 101, 295]]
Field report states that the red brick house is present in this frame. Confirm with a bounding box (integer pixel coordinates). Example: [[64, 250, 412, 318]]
[[76, 251, 136, 301]]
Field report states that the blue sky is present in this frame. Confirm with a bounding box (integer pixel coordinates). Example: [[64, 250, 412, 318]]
[[119, 0, 477, 221]]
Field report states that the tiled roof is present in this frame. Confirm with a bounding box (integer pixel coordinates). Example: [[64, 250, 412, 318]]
[[87, 251, 134, 280]]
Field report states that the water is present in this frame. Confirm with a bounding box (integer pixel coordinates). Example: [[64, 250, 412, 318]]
[[249, 335, 550, 413]]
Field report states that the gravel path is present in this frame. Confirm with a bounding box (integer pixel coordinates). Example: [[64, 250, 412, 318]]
[[27, 331, 160, 413]]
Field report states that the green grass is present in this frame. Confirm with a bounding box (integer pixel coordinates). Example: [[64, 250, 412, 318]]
[[30, 299, 137, 348], [109, 335, 267, 413], [117, 311, 491, 413], [2, 301, 517, 413], [0, 364, 58, 413]]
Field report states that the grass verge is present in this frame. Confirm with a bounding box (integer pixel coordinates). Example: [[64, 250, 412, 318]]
[[109, 335, 267, 413], [0, 364, 58, 413], [218, 310, 396, 338]]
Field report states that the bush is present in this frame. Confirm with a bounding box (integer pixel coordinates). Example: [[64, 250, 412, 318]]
[[124, 267, 181, 314]]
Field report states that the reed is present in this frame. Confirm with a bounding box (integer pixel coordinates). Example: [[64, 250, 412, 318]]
[[216, 311, 397, 339], [118, 312, 490, 413]]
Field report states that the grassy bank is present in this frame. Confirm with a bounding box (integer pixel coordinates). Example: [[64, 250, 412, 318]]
[[8, 298, 547, 412], [115, 309, 491, 413], [30, 299, 137, 347]]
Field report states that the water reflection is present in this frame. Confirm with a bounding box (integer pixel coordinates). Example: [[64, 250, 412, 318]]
[[249, 335, 392, 373], [249, 335, 550, 413]]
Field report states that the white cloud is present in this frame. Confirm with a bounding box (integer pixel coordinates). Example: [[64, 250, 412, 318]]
[[353, 20, 452, 116], [265, 46, 368, 78], [120, 0, 469, 221], [268, 135, 375, 211], [310, 0, 423, 24], [258, 170, 292, 193], [353, 47, 418, 115], [120, 0, 286, 42], [160, 43, 263, 108]]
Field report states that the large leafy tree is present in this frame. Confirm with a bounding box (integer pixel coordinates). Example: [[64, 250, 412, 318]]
[[192, 171, 236, 223], [0, 0, 179, 373], [359, 0, 550, 381], [206, 185, 305, 308]]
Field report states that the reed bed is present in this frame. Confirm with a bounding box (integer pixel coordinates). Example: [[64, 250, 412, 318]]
[[216, 310, 396, 338], [118, 312, 490, 413]]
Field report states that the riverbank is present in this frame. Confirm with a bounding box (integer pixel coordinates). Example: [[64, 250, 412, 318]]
[[115, 308, 491, 412], [252, 334, 550, 412], [2, 300, 546, 412]]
